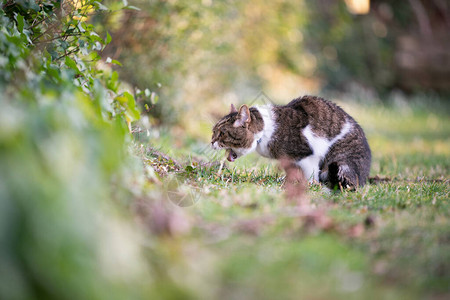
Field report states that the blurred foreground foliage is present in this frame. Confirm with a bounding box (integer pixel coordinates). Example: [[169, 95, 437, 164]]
[[0, 1, 160, 299]]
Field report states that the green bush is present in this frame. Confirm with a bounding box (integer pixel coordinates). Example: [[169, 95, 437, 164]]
[[0, 2, 152, 299]]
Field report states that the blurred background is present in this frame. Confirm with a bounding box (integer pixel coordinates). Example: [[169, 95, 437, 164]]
[[97, 0, 450, 134]]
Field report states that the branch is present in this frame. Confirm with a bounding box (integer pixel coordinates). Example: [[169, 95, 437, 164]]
[[34, 32, 82, 45], [55, 47, 80, 61]]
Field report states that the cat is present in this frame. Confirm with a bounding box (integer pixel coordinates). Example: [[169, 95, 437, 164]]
[[211, 95, 372, 189]]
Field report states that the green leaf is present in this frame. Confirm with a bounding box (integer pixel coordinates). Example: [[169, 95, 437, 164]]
[[65, 56, 81, 74], [115, 92, 140, 122], [106, 32, 112, 45], [126, 105, 141, 122], [15, 14, 24, 33], [124, 5, 141, 11], [77, 23, 86, 33], [87, 51, 101, 62], [108, 71, 119, 91], [94, 1, 109, 11], [89, 32, 104, 45], [111, 71, 119, 82], [111, 59, 122, 66], [60, 40, 69, 50], [115, 95, 127, 104], [123, 91, 134, 103], [124, 91, 141, 122]]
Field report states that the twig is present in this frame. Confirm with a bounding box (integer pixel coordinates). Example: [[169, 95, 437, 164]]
[[55, 47, 79, 61]]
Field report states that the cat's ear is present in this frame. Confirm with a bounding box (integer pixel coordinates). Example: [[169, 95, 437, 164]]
[[233, 105, 251, 127], [230, 104, 238, 113]]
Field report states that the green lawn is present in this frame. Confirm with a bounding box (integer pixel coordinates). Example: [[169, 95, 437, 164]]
[[139, 97, 449, 300]]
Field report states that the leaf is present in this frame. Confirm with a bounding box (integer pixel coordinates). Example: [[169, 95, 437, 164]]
[[94, 1, 109, 11], [22, 0, 40, 11], [115, 92, 140, 122], [77, 23, 86, 33], [107, 71, 120, 92], [65, 56, 81, 74], [15, 13, 24, 33], [87, 51, 101, 62], [59, 40, 69, 50], [124, 5, 141, 11], [106, 32, 112, 45], [126, 107, 141, 123], [123, 91, 134, 102], [123, 91, 141, 122], [111, 71, 119, 82], [115, 95, 127, 104], [111, 59, 122, 66]]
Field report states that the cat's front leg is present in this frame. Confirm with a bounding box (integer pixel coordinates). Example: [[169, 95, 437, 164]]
[[296, 155, 321, 183]]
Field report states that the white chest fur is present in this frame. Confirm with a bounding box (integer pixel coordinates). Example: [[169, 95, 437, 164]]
[[298, 121, 352, 182], [254, 105, 276, 158]]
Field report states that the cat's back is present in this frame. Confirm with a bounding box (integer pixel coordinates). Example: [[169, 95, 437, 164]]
[[284, 95, 351, 139]]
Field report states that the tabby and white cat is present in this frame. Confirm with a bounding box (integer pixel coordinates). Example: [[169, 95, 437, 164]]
[[211, 95, 371, 189]]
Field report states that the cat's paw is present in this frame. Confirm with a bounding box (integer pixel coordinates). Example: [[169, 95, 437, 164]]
[[326, 162, 359, 191], [337, 164, 358, 190]]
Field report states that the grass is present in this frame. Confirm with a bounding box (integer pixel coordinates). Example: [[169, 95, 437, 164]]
[[136, 96, 449, 300]]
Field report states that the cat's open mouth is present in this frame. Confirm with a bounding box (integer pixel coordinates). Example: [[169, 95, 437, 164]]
[[227, 149, 238, 162]]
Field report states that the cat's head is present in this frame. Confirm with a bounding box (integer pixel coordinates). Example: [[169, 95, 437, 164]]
[[211, 104, 259, 162]]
